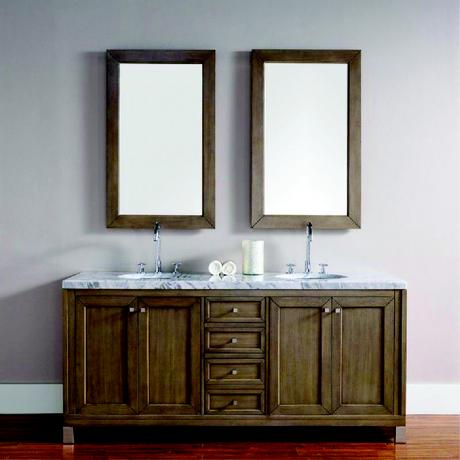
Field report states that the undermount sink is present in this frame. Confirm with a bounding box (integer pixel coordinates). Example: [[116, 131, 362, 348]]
[[276, 273, 346, 280], [118, 273, 176, 280]]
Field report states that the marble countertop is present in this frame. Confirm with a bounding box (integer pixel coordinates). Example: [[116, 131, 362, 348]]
[[62, 271, 407, 290]]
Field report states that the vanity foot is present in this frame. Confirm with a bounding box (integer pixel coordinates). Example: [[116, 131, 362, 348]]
[[395, 426, 406, 444], [63, 426, 74, 444]]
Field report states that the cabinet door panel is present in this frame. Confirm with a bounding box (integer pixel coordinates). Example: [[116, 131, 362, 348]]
[[269, 297, 332, 415], [332, 296, 395, 415], [75, 296, 138, 415], [138, 297, 200, 415]]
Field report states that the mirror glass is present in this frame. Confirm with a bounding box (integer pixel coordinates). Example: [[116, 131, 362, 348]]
[[119, 63, 203, 215], [264, 63, 348, 215]]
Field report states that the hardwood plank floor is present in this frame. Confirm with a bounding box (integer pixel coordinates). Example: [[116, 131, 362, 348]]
[[0, 416, 458, 459]]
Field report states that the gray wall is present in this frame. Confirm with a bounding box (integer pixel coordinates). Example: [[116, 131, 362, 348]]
[[0, 0, 459, 384]]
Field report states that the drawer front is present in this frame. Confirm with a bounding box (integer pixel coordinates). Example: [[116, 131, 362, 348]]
[[205, 328, 265, 354], [205, 390, 265, 415], [205, 359, 265, 385], [205, 298, 265, 323]]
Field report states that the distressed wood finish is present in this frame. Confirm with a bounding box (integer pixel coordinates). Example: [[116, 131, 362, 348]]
[[74, 296, 138, 415], [138, 297, 201, 415], [251, 49, 361, 229], [63, 289, 406, 440], [331, 296, 395, 415], [205, 297, 265, 323], [106, 49, 215, 229], [205, 327, 265, 354], [269, 297, 332, 415], [205, 389, 265, 415], [205, 358, 265, 386]]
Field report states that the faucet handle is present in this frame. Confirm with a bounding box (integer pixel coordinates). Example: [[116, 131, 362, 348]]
[[137, 262, 146, 274], [172, 262, 182, 276], [286, 263, 296, 274], [318, 263, 328, 275]]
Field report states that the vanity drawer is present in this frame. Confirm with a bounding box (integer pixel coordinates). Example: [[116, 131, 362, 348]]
[[205, 327, 265, 354], [205, 389, 265, 415], [205, 359, 265, 385], [205, 298, 265, 323]]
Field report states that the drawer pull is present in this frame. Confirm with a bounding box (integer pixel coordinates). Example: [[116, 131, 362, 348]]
[[231, 400, 238, 406], [232, 307, 239, 313], [231, 369, 238, 375], [230, 337, 238, 344]]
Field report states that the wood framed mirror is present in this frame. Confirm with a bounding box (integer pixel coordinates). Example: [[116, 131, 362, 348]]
[[106, 50, 215, 229], [251, 49, 361, 229]]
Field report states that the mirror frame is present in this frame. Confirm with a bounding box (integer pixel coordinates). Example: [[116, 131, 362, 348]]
[[106, 49, 215, 229], [251, 49, 361, 229]]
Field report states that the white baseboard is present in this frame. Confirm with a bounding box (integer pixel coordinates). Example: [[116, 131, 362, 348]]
[[406, 384, 460, 414], [0, 383, 458, 414], [0, 384, 62, 414]]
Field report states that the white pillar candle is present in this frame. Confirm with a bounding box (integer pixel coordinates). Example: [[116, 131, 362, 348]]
[[242, 240, 264, 275]]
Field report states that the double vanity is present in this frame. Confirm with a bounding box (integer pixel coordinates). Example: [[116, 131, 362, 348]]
[[62, 271, 407, 444], [61, 48, 407, 444]]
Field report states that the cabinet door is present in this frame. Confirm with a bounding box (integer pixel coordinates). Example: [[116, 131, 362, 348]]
[[138, 297, 200, 415], [75, 296, 138, 415], [269, 297, 332, 415], [331, 295, 395, 415]]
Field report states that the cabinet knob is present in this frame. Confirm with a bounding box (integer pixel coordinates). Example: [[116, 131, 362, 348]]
[[231, 400, 238, 406], [323, 307, 330, 313], [231, 369, 238, 375], [335, 307, 342, 314], [129, 307, 136, 313], [140, 307, 146, 313], [230, 337, 238, 344], [232, 307, 239, 313]]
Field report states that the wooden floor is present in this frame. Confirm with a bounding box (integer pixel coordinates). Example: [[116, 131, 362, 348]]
[[0, 416, 458, 459]]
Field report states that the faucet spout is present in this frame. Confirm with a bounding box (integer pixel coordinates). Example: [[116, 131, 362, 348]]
[[305, 222, 312, 274], [153, 222, 161, 274]]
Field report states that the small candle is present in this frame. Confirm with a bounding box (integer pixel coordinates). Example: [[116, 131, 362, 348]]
[[242, 240, 264, 275]]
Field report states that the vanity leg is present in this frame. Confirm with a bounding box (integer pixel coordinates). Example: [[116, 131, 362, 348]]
[[395, 426, 406, 444], [63, 426, 74, 444]]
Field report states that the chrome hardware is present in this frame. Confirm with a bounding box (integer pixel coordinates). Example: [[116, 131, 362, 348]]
[[232, 307, 239, 313], [319, 263, 328, 275], [231, 400, 238, 406], [231, 369, 238, 375], [172, 262, 182, 277], [323, 307, 331, 313], [153, 221, 162, 274], [305, 222, 313, 275], [129, 307, 136, 313], [140, 307, 146, 313], [286, 263, 296, 274], [335, 307, 342, 314], [137, 262, 146, 274], [231, 337, 238, 344]]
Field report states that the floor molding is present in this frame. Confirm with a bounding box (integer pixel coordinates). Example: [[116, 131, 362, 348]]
[[0, 383, 459, 414], [406, 383, 460, 414], [0, 384, 62, 414]]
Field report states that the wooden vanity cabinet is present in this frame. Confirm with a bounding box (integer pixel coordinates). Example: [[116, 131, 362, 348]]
[[269, 293, 401, 417], [63, 289, 406, 441], [66, 294, 200, 417]]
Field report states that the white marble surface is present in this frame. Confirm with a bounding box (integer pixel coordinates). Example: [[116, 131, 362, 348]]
[[62, 271, 407, 290]]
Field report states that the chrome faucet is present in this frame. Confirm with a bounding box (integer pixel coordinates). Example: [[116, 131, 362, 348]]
[[153, 222, 162, 274], [305, 222, 312, 275]]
